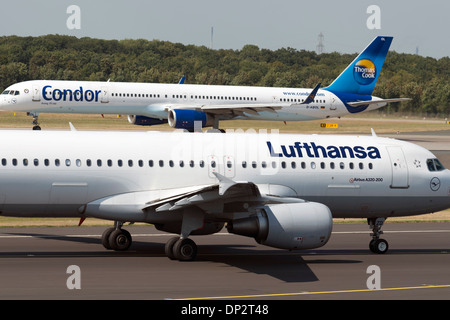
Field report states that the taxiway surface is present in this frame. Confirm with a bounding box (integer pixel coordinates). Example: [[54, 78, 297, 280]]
[[0, 223, 448, 300]]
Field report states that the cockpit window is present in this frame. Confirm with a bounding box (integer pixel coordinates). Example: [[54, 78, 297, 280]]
[[427, 158, 445, 172], [1, 90, 19, 95]]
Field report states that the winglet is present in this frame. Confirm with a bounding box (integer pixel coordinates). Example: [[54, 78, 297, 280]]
[[178, 76, 185, 84], [301, 83, 321, 104]]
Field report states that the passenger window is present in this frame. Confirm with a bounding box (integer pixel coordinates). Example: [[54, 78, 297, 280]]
[[97, 159, 102, 167], [200, 160, 204, 168], [242, 161, 247, 168], [227, 161, 232, 168], [159, 160, 164, 167], [149, 160, 154, 167], [65, 159, 71, 166], [12, 159, 17, 166], [291, 161, 296, 169], [34, 159, 39, 166], [169, 160, 174, 167], [179, 160, 184, 167], [128, 160, 133, 167], [1, 159, 6, 166], [76, 159, 81, 167], [107, 159, 113, 167], [118, 160, 123, 167], [139, 160, 144, 167], [252, 161, 257, 168], [189, 160, 194, 168], [86, 159, 92, 167]]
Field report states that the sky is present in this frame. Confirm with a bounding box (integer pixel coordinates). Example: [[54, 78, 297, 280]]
[[1, 0, 449, 59]]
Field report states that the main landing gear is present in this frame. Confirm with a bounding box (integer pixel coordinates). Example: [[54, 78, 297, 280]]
[[100, 221, 199, 261], [165, 237, 198, 261], [101, 221, 132, 251], [368, 217, 389, 254]]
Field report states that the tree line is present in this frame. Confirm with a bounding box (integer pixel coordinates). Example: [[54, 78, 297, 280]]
[[0, 34, 448, 116]]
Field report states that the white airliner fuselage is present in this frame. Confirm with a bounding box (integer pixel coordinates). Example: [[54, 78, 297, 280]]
[[0, 79, 387, 122], [0, 129, 448, 259]]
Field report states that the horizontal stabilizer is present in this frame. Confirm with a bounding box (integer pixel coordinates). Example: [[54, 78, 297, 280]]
[[347, 97, 410, 107]]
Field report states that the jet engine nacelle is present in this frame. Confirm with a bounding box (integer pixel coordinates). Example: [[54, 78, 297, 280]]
[[227, 202, 333, 250], [168, 109, 212, 130], [128, 115, 166, 126]]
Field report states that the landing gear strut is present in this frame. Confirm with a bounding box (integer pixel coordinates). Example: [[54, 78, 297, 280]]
[[101, 221, 132, 251], [368, 217, 389, 254], [27, 112, 41, 130]]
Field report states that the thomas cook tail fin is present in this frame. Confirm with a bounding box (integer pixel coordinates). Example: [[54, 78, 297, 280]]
[[324, 36, 393, 96]]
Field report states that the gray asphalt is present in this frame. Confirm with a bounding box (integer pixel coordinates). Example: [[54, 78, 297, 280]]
[[0, 223, 449, 300]]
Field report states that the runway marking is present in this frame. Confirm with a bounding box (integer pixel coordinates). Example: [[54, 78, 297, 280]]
[[171, 284, 450, 300]]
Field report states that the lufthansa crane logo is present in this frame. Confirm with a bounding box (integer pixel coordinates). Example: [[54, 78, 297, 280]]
[[353, 59, 376, 85], [430, 177, 440, 191]]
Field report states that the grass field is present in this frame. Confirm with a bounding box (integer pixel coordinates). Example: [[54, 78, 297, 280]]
[[2, 111, 450, 134], [0, 111, 449, 227]]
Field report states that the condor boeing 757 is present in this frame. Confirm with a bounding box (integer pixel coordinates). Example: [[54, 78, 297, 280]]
[[0, 128, 448, 260], [0, 36, 408, 130]]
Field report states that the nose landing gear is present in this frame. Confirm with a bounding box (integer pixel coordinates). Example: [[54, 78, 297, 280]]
[[368, 217, 389, 254], [27, 112, 41, 130]]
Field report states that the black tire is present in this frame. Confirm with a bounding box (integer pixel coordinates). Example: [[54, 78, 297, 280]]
[[165, 237, 180, 260], [109, 229, 132, 251], [370, 239, 389, 254], [173, 238, 197, 261], [102, 227, 115, 250]]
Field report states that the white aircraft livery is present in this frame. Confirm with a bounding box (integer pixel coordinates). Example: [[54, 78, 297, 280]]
[[0, 36, 408, 130], [0, 128, 449, 260]]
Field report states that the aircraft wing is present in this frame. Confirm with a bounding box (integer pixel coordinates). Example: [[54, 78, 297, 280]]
[[143, 173, 304, 214], [347, 97, 411, 107]]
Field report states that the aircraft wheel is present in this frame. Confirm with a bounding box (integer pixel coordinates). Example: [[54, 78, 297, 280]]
[[108, 229, 132, 251], [165, 237, 180, 260], [102, 227, 115, 249], [173, 238, 197, 261], [369, 239, 389, 254], [32, 125, 41, 130]]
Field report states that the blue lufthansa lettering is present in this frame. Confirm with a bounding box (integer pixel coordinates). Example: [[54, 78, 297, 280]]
[[41, 85, 101, 102], [267, 141, 381, 159]]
